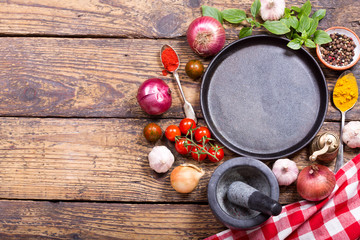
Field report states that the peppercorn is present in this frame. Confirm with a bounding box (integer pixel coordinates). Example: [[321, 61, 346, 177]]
[[320, 32, 357, 67]]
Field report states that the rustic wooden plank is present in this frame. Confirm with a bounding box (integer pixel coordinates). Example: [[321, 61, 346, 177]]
[[0, 0, 358, 38], [0, 117, 359, 204], [0, 200, 226, 239], [0, 37, 359, 120], [0, 37, 197, 118], [0, 1, 358, 238], [0, 117, 231, 202]]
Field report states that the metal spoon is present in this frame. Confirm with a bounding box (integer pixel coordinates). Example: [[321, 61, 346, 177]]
[[160, 44, 197, 123], [333, 70, 358, 173]]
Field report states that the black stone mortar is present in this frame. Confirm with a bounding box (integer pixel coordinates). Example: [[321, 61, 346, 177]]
[[207, 157, 280, 230]]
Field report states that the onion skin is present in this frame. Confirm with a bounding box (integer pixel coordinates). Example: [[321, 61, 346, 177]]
[[187, 16, 226, 57], [297, 164, 336, 201], [137, 78, 172, 115], [170, 164, 205, 193]]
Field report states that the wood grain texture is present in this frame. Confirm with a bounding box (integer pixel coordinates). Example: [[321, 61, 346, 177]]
[[0, 0, 358, 38], [0, 117, 359, 204], [0, 37, 194, 118], [0, 37, 359, 119], [0, 1, 360, 238], [0, 200, 226, 239]]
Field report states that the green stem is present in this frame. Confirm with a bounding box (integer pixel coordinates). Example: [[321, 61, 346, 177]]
[[176, 130, 219, 160]]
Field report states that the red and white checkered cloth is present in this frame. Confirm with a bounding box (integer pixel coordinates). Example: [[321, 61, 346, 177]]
[[206, 154, 360, 240]]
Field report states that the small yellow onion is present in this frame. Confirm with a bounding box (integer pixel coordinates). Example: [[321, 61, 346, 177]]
[[170, 164, 205, 193]]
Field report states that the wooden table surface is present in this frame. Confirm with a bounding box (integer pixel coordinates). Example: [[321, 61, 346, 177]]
[[0, 0, 359, 239]]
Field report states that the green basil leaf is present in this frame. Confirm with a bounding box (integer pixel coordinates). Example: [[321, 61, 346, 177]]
[[246, 17, 253, 23], [314, 30, 332, 45], [285, 30, 293, 39], [307, 17, 318, 36], [222, 9, 246, 24], [280, 18, 290, 28], [300, 0, 312, 17], [291, 6, 301, 13], [287, 38, 302, 50], [293, 33, 301, 39], [263, 21, 290, 35], [301, 31, 308, 40], [307, 18, 313, 31], [284, 8, 291, 18], [254, 21, 261, 28], [305, 39, 316, 48], [297, 15, 311, 33], [251, 0, 261, 18], [239, 27, 253, 38], [202, 5, 223, 24], [312, 9, 326, 20], [288, 16, 299, 29]]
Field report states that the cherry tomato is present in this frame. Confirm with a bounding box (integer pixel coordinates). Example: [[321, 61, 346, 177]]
[[143, 123, 162, 142], [175, 138, 191, 155], [191, 145, 207, 161], [185, 60, 204, 80], [208, 145, 224, 162], [165, 125, 181, 142], [179, 118, 196, 135], [194, 126, 211, 143]]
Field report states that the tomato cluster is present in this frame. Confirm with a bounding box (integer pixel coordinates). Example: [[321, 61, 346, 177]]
[[164, 118, 224, 162]]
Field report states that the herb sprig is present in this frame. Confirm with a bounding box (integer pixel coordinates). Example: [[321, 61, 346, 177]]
[[202, 0, 332, 50], [281, 1, 331, 49]]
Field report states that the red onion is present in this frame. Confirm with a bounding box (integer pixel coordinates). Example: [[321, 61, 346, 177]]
[[187, 16, 226, 57], [137, 78, 172, 115], [297, 164, 336, 201]]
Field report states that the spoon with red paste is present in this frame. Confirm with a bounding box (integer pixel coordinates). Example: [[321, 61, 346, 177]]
[[161, 44, 197, 123]]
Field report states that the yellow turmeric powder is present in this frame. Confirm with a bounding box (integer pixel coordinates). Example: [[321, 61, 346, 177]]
[[333, 72, 358, 112]]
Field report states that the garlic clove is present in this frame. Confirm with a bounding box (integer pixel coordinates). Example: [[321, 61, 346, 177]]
[[272, 158, 299, 186], [148, 146, 175, 173]]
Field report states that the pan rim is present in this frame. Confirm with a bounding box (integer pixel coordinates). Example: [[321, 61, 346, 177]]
[[200, 35, 328, 160]]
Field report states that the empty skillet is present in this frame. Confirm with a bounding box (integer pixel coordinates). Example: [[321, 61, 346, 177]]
[[200, 35, 328, 160]]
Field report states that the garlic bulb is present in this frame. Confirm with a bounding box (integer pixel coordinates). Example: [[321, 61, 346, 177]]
[[272, 158, 299, 186], [260, 0, 285, 21], [148, 146, 174, 173], [342, 121, 360, 148]]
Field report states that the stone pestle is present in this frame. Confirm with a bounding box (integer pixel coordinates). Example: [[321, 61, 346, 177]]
[[227, 181, 282, 216]]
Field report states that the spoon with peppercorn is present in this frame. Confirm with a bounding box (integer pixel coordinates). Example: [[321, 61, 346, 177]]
[[160, 44, 197, 123], [333, 71, 358, 172]]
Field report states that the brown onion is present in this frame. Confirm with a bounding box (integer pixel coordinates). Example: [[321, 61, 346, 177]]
[[297, 164, 336, 201], [170, 164, 205, 193]]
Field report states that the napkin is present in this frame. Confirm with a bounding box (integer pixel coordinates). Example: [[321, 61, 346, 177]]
[[205, 154, 360, 240]]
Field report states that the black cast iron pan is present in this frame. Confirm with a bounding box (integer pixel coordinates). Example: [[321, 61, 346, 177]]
[[200, 35, 328, 160]]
